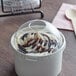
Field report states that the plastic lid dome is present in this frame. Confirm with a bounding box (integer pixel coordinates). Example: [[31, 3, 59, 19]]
[[13, 19, 63, 55]]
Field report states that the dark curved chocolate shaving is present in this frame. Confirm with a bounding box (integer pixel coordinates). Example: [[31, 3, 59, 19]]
[[18, 44, 28, 53], [54, 40, 57, 47], [31, 33, 34, 35], [42, 33, 51, 51], [28, 38, 39, 46], [48, 48, 52, 53], [39, 39, 43, 45], [48, 40, 52, 48], [44, 40, 47, 46], [35, 46, 41, 51], [21, 33, 28, 40], [27, 39, 34, 46], [32, 43, 37, 49]]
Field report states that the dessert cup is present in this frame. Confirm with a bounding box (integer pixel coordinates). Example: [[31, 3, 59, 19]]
[[11, 19, 66, 76]]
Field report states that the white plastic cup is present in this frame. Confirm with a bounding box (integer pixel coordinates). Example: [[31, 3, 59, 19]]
[[11, 20, 66, 76]]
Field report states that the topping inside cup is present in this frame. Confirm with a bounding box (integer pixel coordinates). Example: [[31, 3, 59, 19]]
[[17, 32, 58, 54]]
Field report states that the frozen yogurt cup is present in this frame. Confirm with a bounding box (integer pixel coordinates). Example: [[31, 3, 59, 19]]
[[11, 19, 66, 76]]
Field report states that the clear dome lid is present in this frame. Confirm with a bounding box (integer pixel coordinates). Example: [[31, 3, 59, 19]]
[[14, 19, 63, 55]]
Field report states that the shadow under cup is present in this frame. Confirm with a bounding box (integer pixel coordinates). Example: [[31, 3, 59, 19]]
[[11, 30, 66, 76]]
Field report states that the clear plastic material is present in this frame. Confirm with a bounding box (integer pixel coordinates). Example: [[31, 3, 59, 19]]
[[11, 19, 66, 76], [14, 19, 63, 55]]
